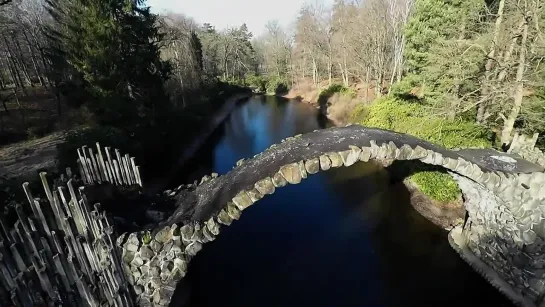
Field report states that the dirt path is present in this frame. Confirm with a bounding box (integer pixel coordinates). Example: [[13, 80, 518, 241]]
[[0, 131, 66, 182]]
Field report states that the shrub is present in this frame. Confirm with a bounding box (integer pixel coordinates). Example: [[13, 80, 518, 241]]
[[352, 97, 494, 202], [245, 74, 267, 93], [320, 84, 357, 99], [266, 76, 290, 95]]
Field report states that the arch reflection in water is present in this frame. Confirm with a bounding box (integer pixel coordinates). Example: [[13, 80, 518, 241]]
[[175, 96, 514, 307]]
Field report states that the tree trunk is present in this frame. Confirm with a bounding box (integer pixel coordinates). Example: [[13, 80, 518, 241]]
[[477, 0, 505, 123], [312, 57, 317, 87], [13, 35, 33, 87], [501, 17, 529, 145], [497, 19, 525, 83], [23, 30, 44, 86], [365, 67, 370, 102], [3, 35, 26, 93]]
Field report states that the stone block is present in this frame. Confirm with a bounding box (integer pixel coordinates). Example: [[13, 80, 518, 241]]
[[232, 191, 254, 210], [216, 209, 234, 226], [320, 155, 332, 170], [226, 202, 242, 220], [255, 177, 275, 195], [272, 172, 288, 187], [305, 158, 320, 174], [247, 188, 263, 202], [327, 152, 343, 168], [359, 147, 371, 162]]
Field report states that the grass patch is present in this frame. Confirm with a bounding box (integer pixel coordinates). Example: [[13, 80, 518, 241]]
[[410, 171, 461, 202], [352, 97, 494, 202]]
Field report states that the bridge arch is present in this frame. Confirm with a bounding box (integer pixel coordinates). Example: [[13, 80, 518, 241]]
[[119, 126, 545, 307]]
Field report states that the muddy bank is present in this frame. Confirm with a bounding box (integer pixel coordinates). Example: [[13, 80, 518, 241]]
[[0, 131, 67, 182], [402, 179, 465, 230]]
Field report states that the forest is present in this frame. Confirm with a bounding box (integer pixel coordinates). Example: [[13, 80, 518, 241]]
[[0, 0, 544, 202]]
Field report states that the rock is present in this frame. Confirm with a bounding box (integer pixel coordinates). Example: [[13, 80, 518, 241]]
[[202, 226, 215, 242], [272, 172, 288, 187], [359, 147, 371, 162], [247, 188, 263, 202], [185, 242, 203, 256], [298, 160, 308, 179], [122, 250, 136, 263], [150, 266, 160, 277], [116, 232, 128, 247], [205, 218, 220, 236], [280, 163, 302, 184], [226, 202, 242, 220], [150, 240, 163, 253], [140, 265, 149, 276], [411, 145, 428, 159], [327, 152, 343, 168], [304, 158, 320, 174], [149, 277, 162, 290], [190, 224, 204, 242], [154, 226, 172, 244], [232, 191, 254, 210], [180, 224, 194, 245], [131, 255, 144, 267], [170, 244, 183, 255], [174, 258, 187, 274], [319, 155, 331, 170], [255, 177, 275, 195], [139, 246, 154, 262], [339, 146, 361, 166], [397, 144, 413, 160], [216, 209, 234, 225], [134, 285, 144, 295]]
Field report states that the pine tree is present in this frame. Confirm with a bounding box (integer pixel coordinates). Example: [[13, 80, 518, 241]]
[[45, 0, 171, 125]]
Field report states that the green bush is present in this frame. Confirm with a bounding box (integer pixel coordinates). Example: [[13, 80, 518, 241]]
[[245, 74, 267, 92], [266, 76, 290, 95], [352, 97, 494, 202], [320, 84, 357, 98]]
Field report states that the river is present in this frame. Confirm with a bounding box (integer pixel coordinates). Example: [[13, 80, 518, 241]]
[[170, 95, 514, 307]]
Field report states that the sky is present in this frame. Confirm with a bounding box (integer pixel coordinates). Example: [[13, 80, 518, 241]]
[[147, 0, 333, 37]]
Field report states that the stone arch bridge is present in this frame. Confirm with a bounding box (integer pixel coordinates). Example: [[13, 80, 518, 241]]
[[1, 126, 544, 307]]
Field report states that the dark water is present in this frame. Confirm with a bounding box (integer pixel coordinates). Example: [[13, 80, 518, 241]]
[[173, 96, 513, 307]]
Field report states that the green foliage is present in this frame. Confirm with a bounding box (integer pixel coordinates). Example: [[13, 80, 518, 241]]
[[266, 76, 290, 95], [410, 170, 461, 202], [401, 0, 487, 112], [45, 0, 171, 126], [320, 84, 357, 98], [245, 74, 267, 92], [355, 97, 493, 148], [352, 97, 493, 202]]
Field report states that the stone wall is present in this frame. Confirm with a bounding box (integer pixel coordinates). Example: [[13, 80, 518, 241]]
[[508, 133, 545, 168], [450, 174, 545, 307]]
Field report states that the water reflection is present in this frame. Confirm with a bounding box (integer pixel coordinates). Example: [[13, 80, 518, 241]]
[[173, 96, 513, 307]]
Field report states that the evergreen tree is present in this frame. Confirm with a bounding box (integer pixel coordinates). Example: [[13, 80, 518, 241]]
[[45, 0, 171, 125]]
